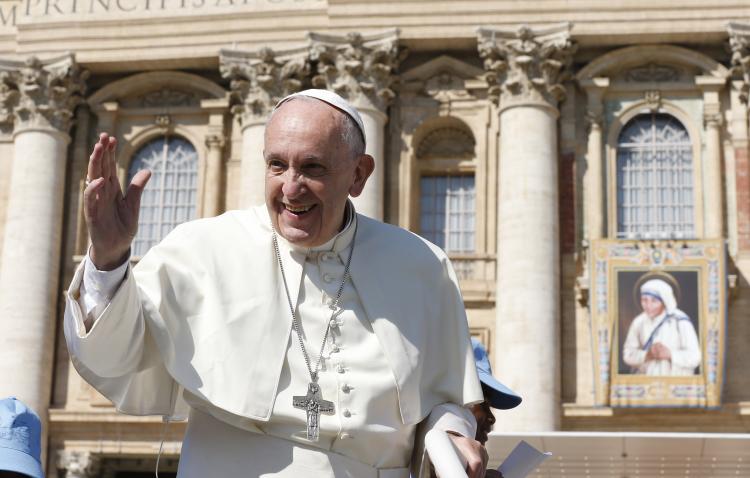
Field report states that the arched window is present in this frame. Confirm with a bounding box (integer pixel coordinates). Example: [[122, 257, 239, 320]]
[[616, 113, 694, 239], [128, 136, 198, 256], [417, 126, 476, 253]]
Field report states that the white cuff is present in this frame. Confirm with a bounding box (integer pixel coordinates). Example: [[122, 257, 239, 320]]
[[80, 251, 129, 317]]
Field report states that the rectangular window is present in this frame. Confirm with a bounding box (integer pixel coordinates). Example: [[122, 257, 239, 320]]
[[419, 175, 476, 252]]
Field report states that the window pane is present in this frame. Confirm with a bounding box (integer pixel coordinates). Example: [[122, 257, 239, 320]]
[[419, 175, 476, 253], [615, 113, 694, 239], [128, 136, 199, 256]]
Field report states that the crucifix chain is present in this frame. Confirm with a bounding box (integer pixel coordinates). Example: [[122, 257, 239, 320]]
[[272, 219, 358, 440]]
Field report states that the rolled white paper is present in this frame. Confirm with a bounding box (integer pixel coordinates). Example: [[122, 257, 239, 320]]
[[424, 429, 468, 478]]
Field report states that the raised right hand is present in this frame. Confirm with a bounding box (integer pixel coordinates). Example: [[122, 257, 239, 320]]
[[84, 132, 151, 270]]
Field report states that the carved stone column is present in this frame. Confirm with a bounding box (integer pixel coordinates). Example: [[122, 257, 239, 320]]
[[579, 78, 609, 242], [309, 29, 402, 219], [478, 24, 575, 431], [56, 450, 101, 478], [0, 55, 86, 422], [220, 47, 308, 209]]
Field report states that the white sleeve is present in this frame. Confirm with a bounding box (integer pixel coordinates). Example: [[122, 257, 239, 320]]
[[77, 252, 129, 330]]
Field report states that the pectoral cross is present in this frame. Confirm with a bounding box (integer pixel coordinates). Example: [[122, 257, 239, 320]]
[[293, 381, 334, 442]]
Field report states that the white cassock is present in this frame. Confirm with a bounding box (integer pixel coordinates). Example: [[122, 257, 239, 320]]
[[622, 311, 701, 376], [64, 204, 483, 477]]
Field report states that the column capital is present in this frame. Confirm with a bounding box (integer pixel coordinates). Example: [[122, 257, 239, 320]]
[[478, 23, 576, 111], [308, 29, 405, 113], [56, 450, 101, 478], [219, 45, 309, 127], [728, 22, 750, 104], [0, 54, 87, 135]]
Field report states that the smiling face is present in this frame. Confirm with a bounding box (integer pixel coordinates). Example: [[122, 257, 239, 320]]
[[263, 98, 374, 247], [640, 294, 666, 319]]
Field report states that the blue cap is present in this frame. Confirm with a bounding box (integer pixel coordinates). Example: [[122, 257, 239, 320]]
[[0, 397, 44, 478], [472, 339, 522, 410]]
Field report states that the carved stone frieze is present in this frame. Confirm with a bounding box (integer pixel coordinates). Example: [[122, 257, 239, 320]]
[[308, 29, 404, 112], [423, 72, 472, 102], [0, 54, 87, 133], [728, 22, 750, 104], [624, 63, 681, 83], [477, 23, 575, 109], [219, 46, 309, 125], [134, 88, 200, 108], [56, 450, 101, 478]]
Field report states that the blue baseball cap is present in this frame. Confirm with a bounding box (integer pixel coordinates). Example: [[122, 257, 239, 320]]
[[0, 397, 44, 478], [472, 339, 522, 410]]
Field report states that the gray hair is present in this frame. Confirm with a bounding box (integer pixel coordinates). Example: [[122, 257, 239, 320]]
[[267, 95, 365, 158]]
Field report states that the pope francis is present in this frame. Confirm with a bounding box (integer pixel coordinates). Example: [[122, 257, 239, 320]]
[[64, 89, 487, 477]]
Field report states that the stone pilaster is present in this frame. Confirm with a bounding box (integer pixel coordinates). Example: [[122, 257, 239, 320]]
[[220, 46, 309, 208], [579, 77, 609, 242], [309, 29, 403, 219], [696, 75, 727, 239], [478, 23, 575, 432], [204, 133, 226, 217], [56, 450, 101, 478], [0, 54, 86, 426]]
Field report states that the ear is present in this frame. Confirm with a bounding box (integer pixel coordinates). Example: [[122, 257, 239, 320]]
[[348, 154, 375, 197]]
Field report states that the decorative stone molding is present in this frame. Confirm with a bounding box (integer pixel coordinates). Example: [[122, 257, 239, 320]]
[[56, 450, 101, 478], [416, 127, 475, 159], [477, 23, 575, 110], [624, 63, 681, 83], [644, 90, 662, 112], [136, 88, 200, 108], [0, 54, 87, 133], [728, 22, 750, 104], [308, 29, 403, 112], [205, 133, 225, 150], [219, 46, 309, 126]]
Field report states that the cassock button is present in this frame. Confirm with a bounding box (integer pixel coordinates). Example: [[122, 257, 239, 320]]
[[339, 432, 352, 439], [331, 345, 340, 353], [323, 273, 334, 283], [322, 252, 336, 261], [341, 383, 352, 393], [342, 409, 352, 418], [337, 364, 346, 374]]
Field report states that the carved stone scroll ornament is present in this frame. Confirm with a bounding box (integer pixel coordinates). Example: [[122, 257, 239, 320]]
[[219, 46, 309, 125], [728, 22, 750, 104], [0, 54, 87, 133], [477, 23, 576, 109], [308, 29, 405, 112], [56, 450, 101, 478]]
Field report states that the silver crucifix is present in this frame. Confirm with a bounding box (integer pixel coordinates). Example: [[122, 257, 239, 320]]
[[292, 382, 334, 441]]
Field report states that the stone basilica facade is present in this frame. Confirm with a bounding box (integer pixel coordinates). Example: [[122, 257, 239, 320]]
[[0, 1, 750, 476]]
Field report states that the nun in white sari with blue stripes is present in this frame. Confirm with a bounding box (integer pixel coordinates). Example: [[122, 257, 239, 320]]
[[623, 279, 701, 376]]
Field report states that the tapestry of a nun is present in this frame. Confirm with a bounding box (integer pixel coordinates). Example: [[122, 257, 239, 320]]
[[588, 240, 726, 408]]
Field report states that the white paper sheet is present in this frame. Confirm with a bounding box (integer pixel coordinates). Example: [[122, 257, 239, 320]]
[[497, 440, 552, 478]]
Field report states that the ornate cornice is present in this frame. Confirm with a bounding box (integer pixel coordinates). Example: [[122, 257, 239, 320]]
[[308, 29, 404, 112], [728, 22, 750, 104], [219, 45, 309, 126], [0, 54, 87, 134], [56, 450, 100, 478], [477, 23, 576, 110]]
